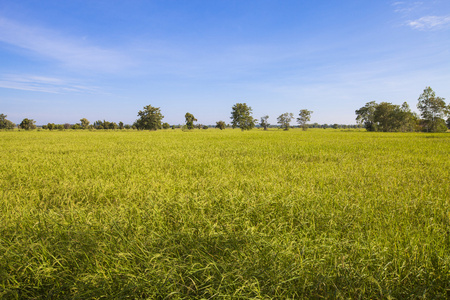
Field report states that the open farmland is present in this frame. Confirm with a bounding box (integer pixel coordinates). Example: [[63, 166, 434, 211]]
[[0, 129, 449, 299]]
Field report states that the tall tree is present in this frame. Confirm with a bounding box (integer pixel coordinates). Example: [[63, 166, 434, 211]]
[[0, 114, 15, 129], [230, 103, 256, 130], [260, 115, 270, 130], [277, 113, 293, 130], [135, 105, 164, 130], [417, 87, 448, 132], [19, 118, 36, 130], [373, 102, 395, 132], [355, 101, 378, 131], [80, 118, 90, 128], [297, 109, 313, 130], [374, 102, 416, 132], [185, 113, 197, 130], [395, 102, 417, 132]]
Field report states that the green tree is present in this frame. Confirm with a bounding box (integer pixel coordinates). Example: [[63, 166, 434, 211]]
[[19, 118, 36, 130], [103, 121, 111, 129], [230, 103, 256, 130], [260, 115, 270, 130], [355, 101, 378, 131], [93, 120, 103, 129], [162, 122, 170, 129], [119, 121, 124, 129], [374, 102, 399, 132], [0, 114, 15, 130], [185, 113, 197, 130], [356, 101, 417, 132], [80, 118, 90, 129], [297, 109, 313, 131], [417, 87, 448, 132], [395, 102, 417, 132], [277, 113, 293, 130], [216, 121, 226, 130], [135, 105, 164, 130], [108, 122, 118, 130], [47, 123, 57, 130]]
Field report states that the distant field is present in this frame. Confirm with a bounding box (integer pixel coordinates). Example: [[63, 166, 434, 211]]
[[1, 129, 449, 299]]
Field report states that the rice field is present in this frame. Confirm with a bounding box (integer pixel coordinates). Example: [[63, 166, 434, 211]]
[[0, 129, 449, 299]]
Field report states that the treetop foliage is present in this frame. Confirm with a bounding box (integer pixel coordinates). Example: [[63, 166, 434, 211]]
[[216, 121, 226, 130], [356, 101, 417, 132], [356, 87, 448, 133], [230, 103, 256, 130], [0, 114, 15, 130], [19, 118, 36, 130], [297, 109, 313, 131], [93, 120, 120, 130], [185, 112, 197, 130], [417, 86, 448, 132], [135, 105, 164, 130], [260, 115, 270, 130], [80, 118, 90, 128], [277, 113, 294, 131]]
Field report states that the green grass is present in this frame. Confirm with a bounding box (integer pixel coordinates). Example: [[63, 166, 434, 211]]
[[1, 129, 449, 299]]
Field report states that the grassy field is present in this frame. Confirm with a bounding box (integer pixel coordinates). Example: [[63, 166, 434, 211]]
[[0, 129, 449, 299]]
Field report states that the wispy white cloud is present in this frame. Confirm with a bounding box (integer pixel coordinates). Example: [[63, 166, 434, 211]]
[[0, 17, 133, 72], [391, 1, 450, 30], [0, 74, 98, 94], [392, 1, 424, 14], [407, 15, 450, 30]]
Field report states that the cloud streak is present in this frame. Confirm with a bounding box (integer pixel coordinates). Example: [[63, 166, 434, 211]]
[[392, 1, 424, 15], [0, 17, 133, 72], [407, 15, 450, 30], [0, 74, 98, 94]]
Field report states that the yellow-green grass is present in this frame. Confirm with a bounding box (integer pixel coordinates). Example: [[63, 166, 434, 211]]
[[1, 129, 449, 299]]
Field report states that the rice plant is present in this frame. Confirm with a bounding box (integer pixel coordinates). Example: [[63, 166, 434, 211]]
[[0, 129, 449, 299]]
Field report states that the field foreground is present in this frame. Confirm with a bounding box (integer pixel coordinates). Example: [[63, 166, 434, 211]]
[[0, 129, 449, 299]]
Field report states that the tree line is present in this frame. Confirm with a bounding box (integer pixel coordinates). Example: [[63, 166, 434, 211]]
[[1, 87, 448, 132], [356, 87, 450, 133], [0, 104, 314, 131], [131, 103, 313, 131]]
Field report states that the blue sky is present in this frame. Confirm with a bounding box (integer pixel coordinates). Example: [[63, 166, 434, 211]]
[[1, 0, 450, 125]]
